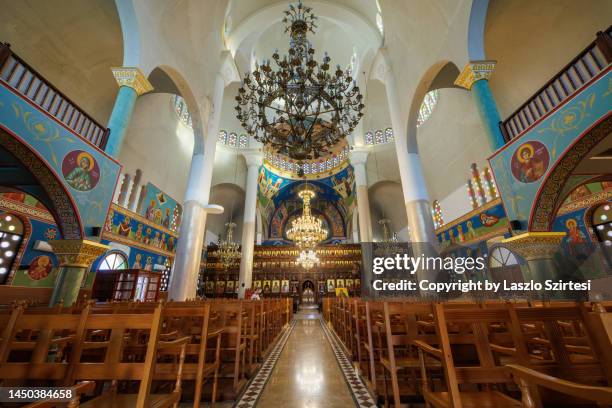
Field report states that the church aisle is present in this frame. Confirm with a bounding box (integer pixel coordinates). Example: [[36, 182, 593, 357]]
[[255, 309, 357, 408]]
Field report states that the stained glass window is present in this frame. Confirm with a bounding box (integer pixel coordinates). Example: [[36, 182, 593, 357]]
[[218, 130, 228, 144], [417, 90, 439, 127], [228, 132, 238, 147], [364, 128, 393, 145], [173, 95, 192, 128]]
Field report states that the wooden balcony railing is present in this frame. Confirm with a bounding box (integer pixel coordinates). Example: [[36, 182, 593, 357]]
[[0, 42, 109, 150], [500, 27, 612, 143]]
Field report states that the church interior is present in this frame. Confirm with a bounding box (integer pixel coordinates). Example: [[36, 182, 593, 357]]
[[0, 0, 611, 406]]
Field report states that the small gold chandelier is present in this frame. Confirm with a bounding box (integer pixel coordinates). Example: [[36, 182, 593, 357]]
[[286, 186, 328, 249], [217, 222, 240, 270], [297, 250, 319, 270]]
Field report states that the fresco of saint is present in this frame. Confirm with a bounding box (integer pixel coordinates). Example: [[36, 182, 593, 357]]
[[511, 142, 549, 184], [62, 151, 99, 191]]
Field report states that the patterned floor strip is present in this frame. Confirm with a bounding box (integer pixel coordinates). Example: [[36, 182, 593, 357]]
[[319, 318, 378, 408], [233, 320, 296, 408]]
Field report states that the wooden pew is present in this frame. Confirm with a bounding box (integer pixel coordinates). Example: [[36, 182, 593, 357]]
[[70, 303, 189, 407], [416, 304, 522, 408]]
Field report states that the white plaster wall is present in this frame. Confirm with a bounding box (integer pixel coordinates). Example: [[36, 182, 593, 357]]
[[416, 88, 491, 204], [485, 0, 612, 118], [119, 93, 194, 202], [439, 184, 473, 224]]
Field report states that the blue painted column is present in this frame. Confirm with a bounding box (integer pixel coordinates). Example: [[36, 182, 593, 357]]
[[106, 86, 138, 158], [471, 79, 505, 150], [455, 61, 505, 151], [105, 67, 153, 158]]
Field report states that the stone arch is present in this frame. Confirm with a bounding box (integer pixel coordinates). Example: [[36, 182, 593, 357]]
[[466, 0, 490, 61], [147, 65, 207, 156], [530, 115, 612, 231], [0, 131, 82, 239], [406, 61, 463, 153], [368, 180, 407, 239], [114, 0, 141, 66], [207, 182, 246, 241]]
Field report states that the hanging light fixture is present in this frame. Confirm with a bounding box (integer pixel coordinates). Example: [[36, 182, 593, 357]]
[[235, 0, 364, 160], [286, 185, 328, 249], [218, 221, 240, 270], [297, 249, 319, 270], [217, 151, 241, 270]]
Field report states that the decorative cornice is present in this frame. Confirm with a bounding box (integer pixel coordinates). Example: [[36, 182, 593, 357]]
[[102, 230, 175, 258], [435, 198, 504, 233], [48, 239, 109, 268], [111, 67, 153, 96], [501, 232, 566, 260], [454, 60, 497, 90]]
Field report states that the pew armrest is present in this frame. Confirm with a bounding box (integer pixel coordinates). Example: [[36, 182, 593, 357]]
[[158, 336, 191, 350], [507, 364, 612, 405], [413, 340, 442, 358], [490, 343, 516, 355], [24, 381, 95, 408]]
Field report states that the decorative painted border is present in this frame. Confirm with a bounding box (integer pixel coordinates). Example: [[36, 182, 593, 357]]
[[101, 231, 175, 258], [109, 203, 178, 237], [319, 318, 377, 408], [0, 197, 55, 223], [435, 198, 503, 233], [234, 320, 296, 408]]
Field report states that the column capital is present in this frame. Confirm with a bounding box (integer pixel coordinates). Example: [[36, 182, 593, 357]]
[[349, 148, 369, 166], [454, 60, 497, 90], [242, 150, 263, 168], [111, 67, 154, 96], [501, 232, 565, 261], [48, 239, 109, 268]]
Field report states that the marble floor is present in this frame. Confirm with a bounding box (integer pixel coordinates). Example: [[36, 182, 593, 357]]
[[255, 309, 357, 408]]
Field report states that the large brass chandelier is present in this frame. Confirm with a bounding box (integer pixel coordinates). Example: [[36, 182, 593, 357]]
[[286, 186, 328, 249], [235, 0, 364, 161], [217, 222, 240, 270]]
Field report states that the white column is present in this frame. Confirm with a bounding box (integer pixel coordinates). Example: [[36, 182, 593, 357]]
[[383, 57, 436, 244], [350, 149, 373, 243], [168, 73, 226, 301], [238, 151, 263, 299]]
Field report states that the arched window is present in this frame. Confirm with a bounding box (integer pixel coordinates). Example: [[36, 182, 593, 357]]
[[417, 90, 439, 127], [0, 212, 24, 284], [98, 251, 128, 271], [488, 245, 523, 285], [173, 95, 192, 128]]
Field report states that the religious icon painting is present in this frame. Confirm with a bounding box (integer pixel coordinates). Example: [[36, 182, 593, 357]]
[[272, 280, 281, 293], [280, 279, 290, 293], [235, 280, 240, 293], [327, 279, 336, 293], [318, 281, 326, 293], [226, 280, 235, 293], [28, 255, 53, 280], [336, 278, 345, 288], [510, 141, 550, 184], [61, 150, 100, 191], [291, 280, 299, 294], [355, 279, 361, 291], [205, 280, 214, 294], [346, 278, 354, 292], [263, 280, 271, 294], [254, 280, 262, 289], [216, 280, 226, 294]]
